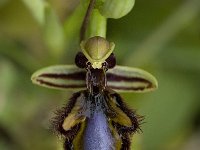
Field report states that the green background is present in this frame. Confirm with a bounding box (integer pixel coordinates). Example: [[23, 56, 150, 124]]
[[0, 0, 200, 150]]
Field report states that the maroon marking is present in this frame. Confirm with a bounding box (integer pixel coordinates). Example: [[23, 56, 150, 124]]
[[36, 79, 86, 89], [106, 53, 116, 69], [108, 85, 150, 91], [75, 52, 88, 68], [107, 73, 151, 84]]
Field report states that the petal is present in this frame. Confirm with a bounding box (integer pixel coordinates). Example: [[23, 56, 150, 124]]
[[62, 92, 86, 131], [107, 65, 158, 92], [107, 95, 132, 126], [31, 65, 86, 91]]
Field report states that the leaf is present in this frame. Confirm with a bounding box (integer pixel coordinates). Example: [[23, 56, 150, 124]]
[[43, 3, 66, 59], [22, 0, 65, 59], [21, 0, 46, 25]]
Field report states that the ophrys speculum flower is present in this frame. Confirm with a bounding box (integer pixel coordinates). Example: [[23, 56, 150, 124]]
[[31, 36, 158, 150]]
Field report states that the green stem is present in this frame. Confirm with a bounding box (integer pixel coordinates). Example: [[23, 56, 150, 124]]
[[87, 9, 107, 39], [80, 0, 107, 41]]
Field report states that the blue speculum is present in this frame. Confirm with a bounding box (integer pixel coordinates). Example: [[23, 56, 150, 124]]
[[84, 109, 114, 150]]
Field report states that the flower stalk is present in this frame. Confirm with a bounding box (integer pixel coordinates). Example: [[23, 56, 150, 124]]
[[80, 0, 97, 42]]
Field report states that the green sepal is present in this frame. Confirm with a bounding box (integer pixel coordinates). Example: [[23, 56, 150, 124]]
[[80, 36, 115, 69]]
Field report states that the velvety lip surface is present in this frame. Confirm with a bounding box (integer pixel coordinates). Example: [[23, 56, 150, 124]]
[[84, 110, 114, 150]]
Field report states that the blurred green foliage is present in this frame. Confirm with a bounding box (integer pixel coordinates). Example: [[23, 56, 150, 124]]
[[0, 0, 200, 150]]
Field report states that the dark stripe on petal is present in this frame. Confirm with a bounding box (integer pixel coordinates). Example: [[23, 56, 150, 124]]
[[39, 72, 86, 80], [107, 73, 151, 85], [108, 86, 149, 91], [36, 79, 86, 89]]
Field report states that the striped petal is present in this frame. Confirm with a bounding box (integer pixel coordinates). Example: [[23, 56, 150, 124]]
[[107, 65, 158, 92], [31, 65, 86, 91], [31, 65, 157, 93]]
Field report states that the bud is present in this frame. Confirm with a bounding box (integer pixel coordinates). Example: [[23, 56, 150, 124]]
[[97, 0, 135, 19]]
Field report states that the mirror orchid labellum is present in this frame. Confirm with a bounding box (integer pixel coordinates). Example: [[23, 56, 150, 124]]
[[31, 36, 158, 150]]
